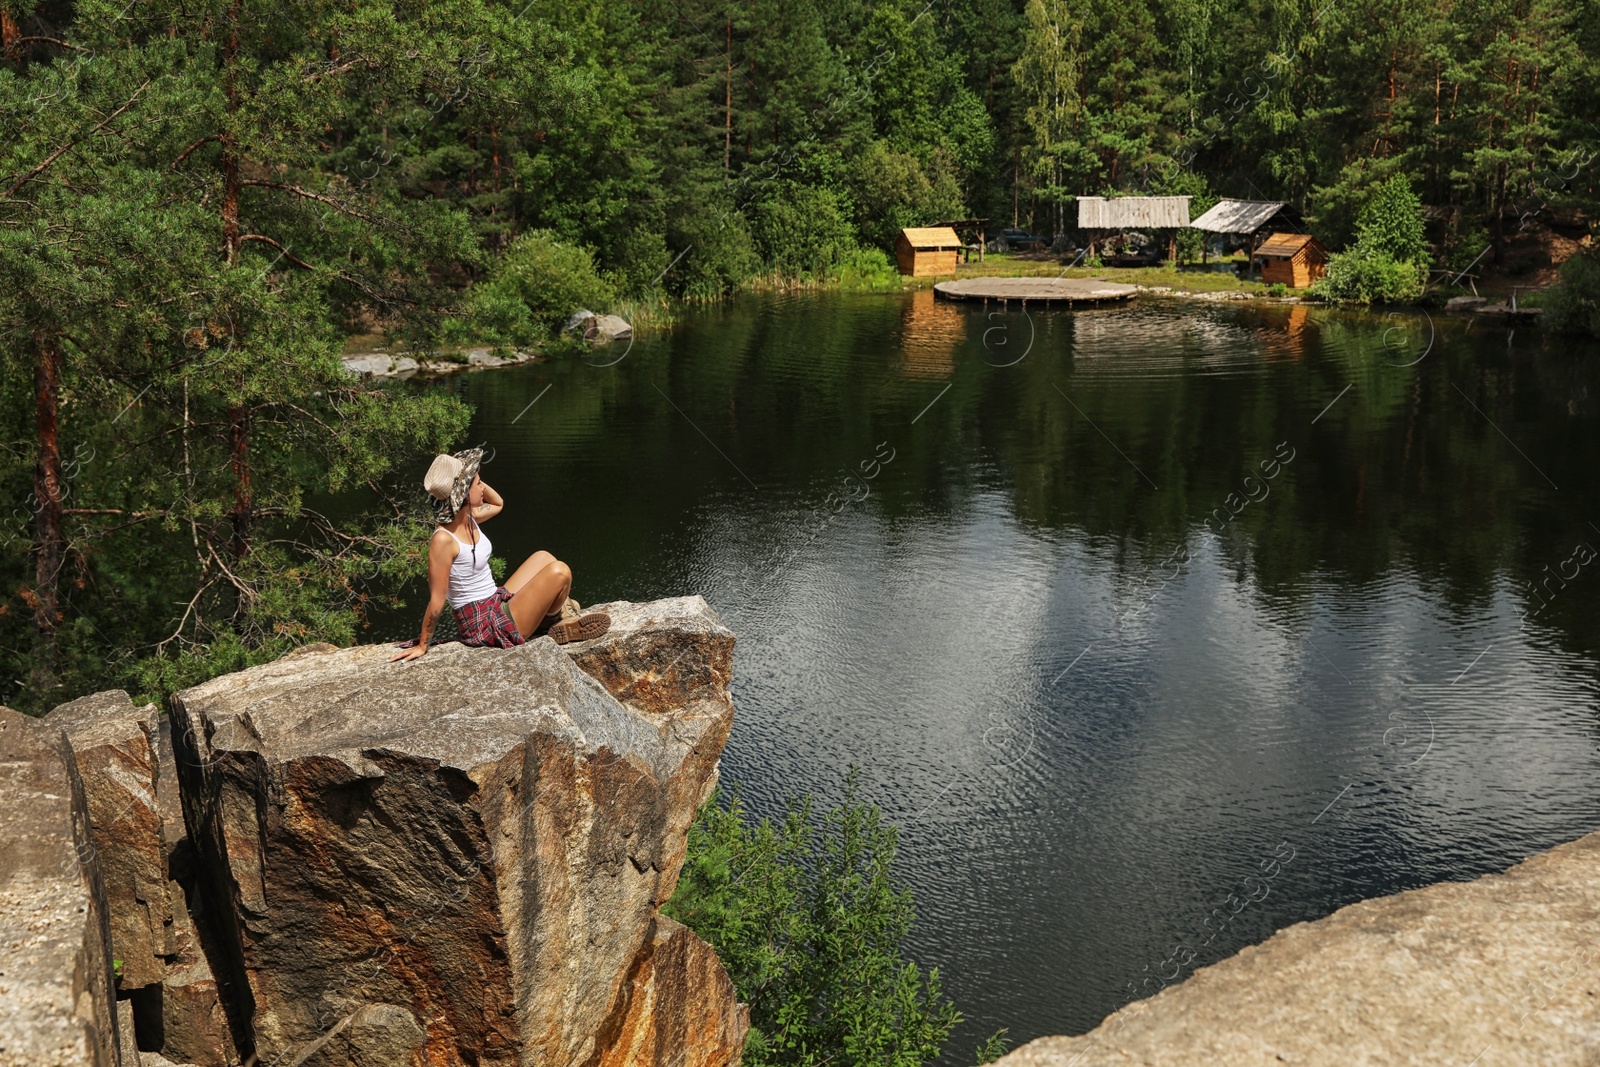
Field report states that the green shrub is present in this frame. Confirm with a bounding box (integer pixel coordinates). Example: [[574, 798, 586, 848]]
[[1267, 282, 1289, 297], [1442, 216, 1490, 275], [1546, 248, 1600, 337], [832, 247, 902, 291], [751, 184, 857, 279], [605, 226, 672, 298], [1352, 174, 1430, 266], [459, 230, 617, 345], [1312, 175, 1430, 304], [1312, 247, 1425, 304], [664, 778, 968, 1067], [667, 200, 762, 301], [973, 1029, 1012, 1064]]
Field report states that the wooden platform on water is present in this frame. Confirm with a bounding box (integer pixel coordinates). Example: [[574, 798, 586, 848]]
[[932, 276, 1139, 305]]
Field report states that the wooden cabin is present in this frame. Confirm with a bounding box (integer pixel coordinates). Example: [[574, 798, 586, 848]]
[[895, 226, 964, 276], [1253, 233, 1328, 287]]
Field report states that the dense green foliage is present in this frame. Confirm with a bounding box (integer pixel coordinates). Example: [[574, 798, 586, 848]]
[[664, 783, 977, 1066], [1547, 249, 1600, 335], [446, 230, 618, 346], [0, 0, 511, 709], [1313, 177, 1430, 303], [5, 0, 1600, 705]]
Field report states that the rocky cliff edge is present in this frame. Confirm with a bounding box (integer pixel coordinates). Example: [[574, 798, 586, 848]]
[[3, 596, 747, 1067]]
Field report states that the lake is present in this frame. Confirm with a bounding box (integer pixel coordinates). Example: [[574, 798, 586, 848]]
[[390, 289, 1600, 1059]]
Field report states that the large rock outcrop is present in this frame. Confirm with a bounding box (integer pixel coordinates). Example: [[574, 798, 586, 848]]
[[996, 829, 1600, 1066], [44, 693, 244, 1067], [46, 692, 170, 993], [0, 707, 122, 1067], [168, 596, 743, 1067]]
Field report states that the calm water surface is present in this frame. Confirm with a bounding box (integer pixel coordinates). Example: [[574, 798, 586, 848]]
[[391, 291, 1600, 1058]]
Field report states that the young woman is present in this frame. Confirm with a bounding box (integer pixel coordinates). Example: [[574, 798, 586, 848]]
[[390, 447, 610, 663]]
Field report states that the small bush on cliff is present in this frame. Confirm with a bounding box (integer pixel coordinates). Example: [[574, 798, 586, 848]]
[[665, 777, 961, 1066]]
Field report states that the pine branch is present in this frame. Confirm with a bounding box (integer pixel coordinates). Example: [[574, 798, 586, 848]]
[[171, 135, 222, 170], [1, 79, 152, 200], [239, 179, 384, 224], [10, 36, 92, 53], [237, 233, 316, 270]]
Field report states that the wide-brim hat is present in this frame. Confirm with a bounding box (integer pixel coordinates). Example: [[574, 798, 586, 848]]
[[424, 447, 485, 524]]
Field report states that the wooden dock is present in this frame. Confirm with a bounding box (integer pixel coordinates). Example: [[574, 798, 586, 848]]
[[932, 276, 1139, 305]]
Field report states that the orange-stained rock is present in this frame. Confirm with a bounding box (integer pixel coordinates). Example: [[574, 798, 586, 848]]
[[563, 597, 735, 716], [595, 917, 748, 1067], [169, 601, 737, 1067], [47, 691, 170, 992]]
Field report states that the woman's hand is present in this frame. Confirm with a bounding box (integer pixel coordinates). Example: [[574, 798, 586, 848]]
[[390, 641, 428, 663]]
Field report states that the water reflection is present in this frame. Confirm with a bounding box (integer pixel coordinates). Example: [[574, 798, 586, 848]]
[[390, 293, 1600, 1060]]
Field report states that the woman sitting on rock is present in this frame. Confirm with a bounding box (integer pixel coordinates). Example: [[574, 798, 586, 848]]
[[391, 447, 610, 662]]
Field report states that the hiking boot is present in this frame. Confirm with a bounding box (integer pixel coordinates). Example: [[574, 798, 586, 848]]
[[547, 611, 611, 645], [530, 597, 583, 638]]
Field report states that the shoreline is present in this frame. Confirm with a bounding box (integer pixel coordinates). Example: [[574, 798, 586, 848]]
[[344, 275, 1543, 380]]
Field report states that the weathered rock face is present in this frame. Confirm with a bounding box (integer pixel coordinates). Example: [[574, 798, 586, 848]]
[[169, 597, 743, 1067], [43, 692, 243, 1067], [563, 597, 736, 718], [594, 918, 749, 1067], [0, 706, 122, 1067], [995, 828, 1600, 1067], [46, 692, 171, 993]]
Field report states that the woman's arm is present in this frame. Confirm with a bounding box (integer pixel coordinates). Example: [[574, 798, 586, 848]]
[[473, 481, 504, 522], [391, 531, 457, 662]]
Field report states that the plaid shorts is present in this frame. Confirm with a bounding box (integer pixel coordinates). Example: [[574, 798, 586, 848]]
[[453, 587, 525, 648]]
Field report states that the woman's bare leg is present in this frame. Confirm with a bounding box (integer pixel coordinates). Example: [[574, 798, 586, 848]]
[[503, 550, 556, 595], [506, 559, 571, 637]]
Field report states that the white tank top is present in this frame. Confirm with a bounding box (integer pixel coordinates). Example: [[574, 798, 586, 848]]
[[441, 520, 497, 606]]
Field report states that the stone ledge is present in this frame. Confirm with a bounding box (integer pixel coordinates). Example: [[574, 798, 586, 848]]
[[996, 829, 1600, 1066], [0, 707, 122, 1067]]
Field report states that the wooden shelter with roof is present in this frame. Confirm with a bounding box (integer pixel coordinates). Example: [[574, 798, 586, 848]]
[[895, 226, 964, 276], [1253, 233, 1328, 287], [1076, 196, 1192, 261], [930, 218, 990, 264], [1189, 199, 1305, 264]]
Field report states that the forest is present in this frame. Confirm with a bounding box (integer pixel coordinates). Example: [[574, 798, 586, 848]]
[[3, 0, 1599, 710]]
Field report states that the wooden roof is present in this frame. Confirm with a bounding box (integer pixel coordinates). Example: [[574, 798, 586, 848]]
[[1077, 196, 1191, 229], [1190, 199, 1293, 234], [899, 226, 963, 249], [1255, 232, 1325, 258]]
